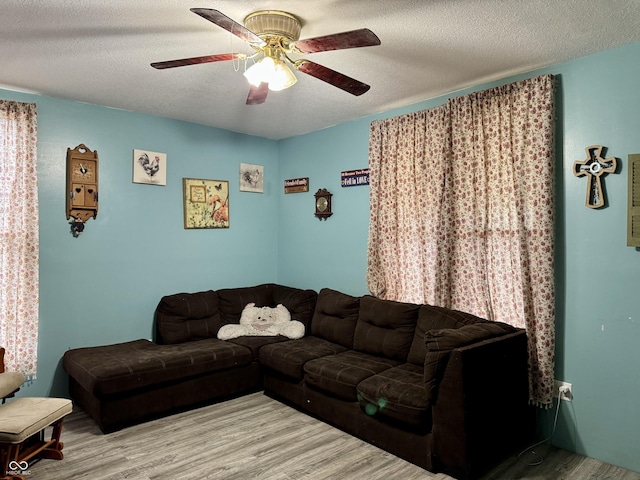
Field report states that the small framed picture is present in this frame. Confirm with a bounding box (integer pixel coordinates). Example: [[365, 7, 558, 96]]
[[133, 149, 167, 185], [239, 163, 264, 193], [182, 178, 229, 229]]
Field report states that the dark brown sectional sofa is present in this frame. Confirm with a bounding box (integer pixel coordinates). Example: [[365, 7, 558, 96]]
[[63, 283, 534, 480]]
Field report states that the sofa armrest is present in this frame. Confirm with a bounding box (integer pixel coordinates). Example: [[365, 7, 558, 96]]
[[431, 330, 534, 480]]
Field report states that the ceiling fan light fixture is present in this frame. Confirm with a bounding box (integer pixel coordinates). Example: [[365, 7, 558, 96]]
[[243, 56, 297, 91], [243, 56, 274, 87], [268, 61, 297, 91]]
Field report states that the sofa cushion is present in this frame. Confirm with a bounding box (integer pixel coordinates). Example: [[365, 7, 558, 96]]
[[155, 290, 222, 344], [270, 284, 318, 329], [424, 322, 517, 402], [216, 284, 317, 328], [407, 304, 487, 365], [259, 336, 348, 381], [353, 296, 419, 361], [304, 350, 401, 401], [310, 288, 360, 349], [217, 285, 275, 323], [227, 335, 289, 361], [62, 339, 253, 396], [357, 363, 431, 429]]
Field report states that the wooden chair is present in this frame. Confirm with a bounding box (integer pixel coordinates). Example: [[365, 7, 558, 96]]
[[0, 348, 72, 480]]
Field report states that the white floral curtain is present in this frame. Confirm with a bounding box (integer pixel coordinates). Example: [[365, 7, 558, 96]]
[[0, 100, 39, 377], [367, 75, 555, 407]]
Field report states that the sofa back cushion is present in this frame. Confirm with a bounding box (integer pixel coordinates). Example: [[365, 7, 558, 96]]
[[406, 304, 487, 365], [353, 296, 419, 361], [217, 283, 317, 327], [270, 284, 318, 329], [310, 288, 360, 348], [155, 284, 317, 344], [217, 285, 275, 323], [155, 290, 222, 344]]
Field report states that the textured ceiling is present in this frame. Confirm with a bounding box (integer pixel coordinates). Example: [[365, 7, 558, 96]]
[[2, 1, 640, 140]]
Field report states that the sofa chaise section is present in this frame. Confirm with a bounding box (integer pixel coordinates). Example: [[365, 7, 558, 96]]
[[63, 283, 317, 433], [63, 337, 260, 433]]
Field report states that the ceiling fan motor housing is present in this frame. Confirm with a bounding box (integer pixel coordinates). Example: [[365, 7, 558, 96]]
[[244, 10, 302, 43]]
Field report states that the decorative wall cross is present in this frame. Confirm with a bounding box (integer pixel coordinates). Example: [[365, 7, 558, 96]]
[[573, 145, 617, 209]]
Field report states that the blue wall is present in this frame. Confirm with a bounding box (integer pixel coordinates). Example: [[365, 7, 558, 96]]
[[0, 89, 280, 398], [3, 39, 640, 474], [277, 123, 372, 294]]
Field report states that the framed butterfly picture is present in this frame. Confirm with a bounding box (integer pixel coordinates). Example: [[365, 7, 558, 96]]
[[182, 178, 229, 229]]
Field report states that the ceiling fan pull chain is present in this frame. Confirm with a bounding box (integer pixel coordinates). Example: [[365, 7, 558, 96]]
[[230, 26, 240, 72]]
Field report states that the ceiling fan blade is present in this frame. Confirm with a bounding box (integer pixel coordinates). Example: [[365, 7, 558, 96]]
[[246, 82, 269, 105], [294, 28, 380, 54], [151, 53, 237, 70], [190, 8, 265, 46], [296, 61, 370, 96]]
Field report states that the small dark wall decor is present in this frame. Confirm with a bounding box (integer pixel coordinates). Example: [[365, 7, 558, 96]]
[[573, 145, 617, 209], [314, 188, 333, 220], [341, 169, 370, 187], [284, 177, 309, 194]]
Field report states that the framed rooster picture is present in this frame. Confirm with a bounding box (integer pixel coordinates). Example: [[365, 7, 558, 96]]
[[182, 178, 229, 229], [133, 149, 167, 185], [239, 163, 264, 193]]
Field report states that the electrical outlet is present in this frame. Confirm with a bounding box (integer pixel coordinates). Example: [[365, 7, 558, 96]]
[[554, 380, 573, 401]]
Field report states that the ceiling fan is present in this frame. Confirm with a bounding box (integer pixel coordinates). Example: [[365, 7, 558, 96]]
[[151, 8, 381, 105]]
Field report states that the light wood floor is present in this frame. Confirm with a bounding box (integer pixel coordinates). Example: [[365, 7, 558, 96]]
[[27, 392, 640, 480]]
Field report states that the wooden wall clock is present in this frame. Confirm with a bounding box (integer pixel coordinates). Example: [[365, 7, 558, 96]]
[[314, 188, 333, 220], [66, 144, 99, 236]]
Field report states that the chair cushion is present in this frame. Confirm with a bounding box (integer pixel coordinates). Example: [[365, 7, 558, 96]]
[[304, 350, 400, 401], [259, 336, 348, 381], [357, 363, 431, 429], [0, 397, 72, 443], [0, 372, 25, 399], [63, 339, 253, 396]]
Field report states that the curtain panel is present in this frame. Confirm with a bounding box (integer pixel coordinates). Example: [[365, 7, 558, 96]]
[[0, 100, 39, 377], [367, 75, 555, 406]]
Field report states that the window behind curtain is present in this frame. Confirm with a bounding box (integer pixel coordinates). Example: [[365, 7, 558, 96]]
[[367, 75, 555, 407], [0, 100, 39, 378]]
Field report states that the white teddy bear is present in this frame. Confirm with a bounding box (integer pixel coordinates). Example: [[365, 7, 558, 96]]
[[217, 303, 305, 340]]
